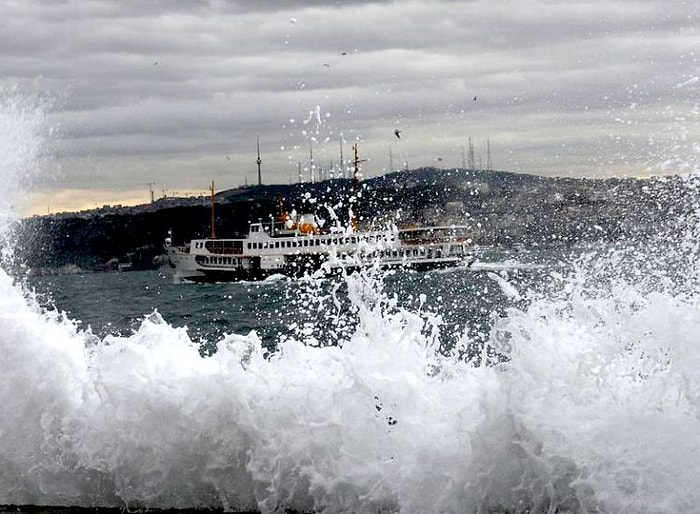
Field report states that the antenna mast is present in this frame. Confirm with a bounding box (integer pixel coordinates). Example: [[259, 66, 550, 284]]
[[309, 141, 315, 183], [256, 136, 262, 186]]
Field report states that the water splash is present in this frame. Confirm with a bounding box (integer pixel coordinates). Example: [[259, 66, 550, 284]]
[[3, 91, 700, 513], [0, 88, 59, 284]]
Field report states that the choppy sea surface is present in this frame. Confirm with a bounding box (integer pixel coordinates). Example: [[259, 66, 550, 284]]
[[26, 249, 556, 358], [4, 92, 700, 513]]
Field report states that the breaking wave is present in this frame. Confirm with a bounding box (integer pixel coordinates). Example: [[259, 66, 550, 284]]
[[2, 92, 700, 513]]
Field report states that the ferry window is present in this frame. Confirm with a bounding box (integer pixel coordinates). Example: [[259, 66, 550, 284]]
[[315, 239, 320, 246]]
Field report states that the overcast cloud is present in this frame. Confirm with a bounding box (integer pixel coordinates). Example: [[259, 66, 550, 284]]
[[1, 0, 698, 214]]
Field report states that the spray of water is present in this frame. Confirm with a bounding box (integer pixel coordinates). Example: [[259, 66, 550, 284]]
[[0, 89, 54, 269], [2, 91, 700, 513]]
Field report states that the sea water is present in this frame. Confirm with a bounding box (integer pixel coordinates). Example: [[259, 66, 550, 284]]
[[3, 93, 700, 513]]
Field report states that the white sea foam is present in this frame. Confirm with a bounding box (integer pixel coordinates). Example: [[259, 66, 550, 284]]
[[3, 91, 700, 513]]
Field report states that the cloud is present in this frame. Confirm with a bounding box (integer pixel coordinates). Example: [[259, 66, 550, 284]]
[[1, 0, 698, 214]]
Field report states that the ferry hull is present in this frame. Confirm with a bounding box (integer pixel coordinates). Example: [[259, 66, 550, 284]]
[[167, 249, 472, 283]]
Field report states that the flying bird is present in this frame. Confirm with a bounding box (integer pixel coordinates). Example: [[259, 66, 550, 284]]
[[394, 129, 402, 139]]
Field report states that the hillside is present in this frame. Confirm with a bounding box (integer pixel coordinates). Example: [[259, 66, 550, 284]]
[[12, 168, 695, 275]]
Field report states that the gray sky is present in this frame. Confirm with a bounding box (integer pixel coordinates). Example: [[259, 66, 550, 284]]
[[2, 0, 698, 214]]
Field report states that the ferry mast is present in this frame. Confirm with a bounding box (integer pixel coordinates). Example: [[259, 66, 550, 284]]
[[350, 143, 366, 232], [210, 180, 216, 239]]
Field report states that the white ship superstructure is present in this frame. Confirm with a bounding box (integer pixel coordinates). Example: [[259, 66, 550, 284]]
[[165, 214, 472, 282]]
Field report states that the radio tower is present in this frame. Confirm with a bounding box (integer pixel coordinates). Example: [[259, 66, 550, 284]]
[[486, 138, 492, 171], [468, 137, 476, 170], [256, 136, 262, 186]]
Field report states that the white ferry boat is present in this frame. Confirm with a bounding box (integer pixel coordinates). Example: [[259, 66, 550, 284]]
[[164, 213, 472, 282], [165, 145, 473, 282]]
